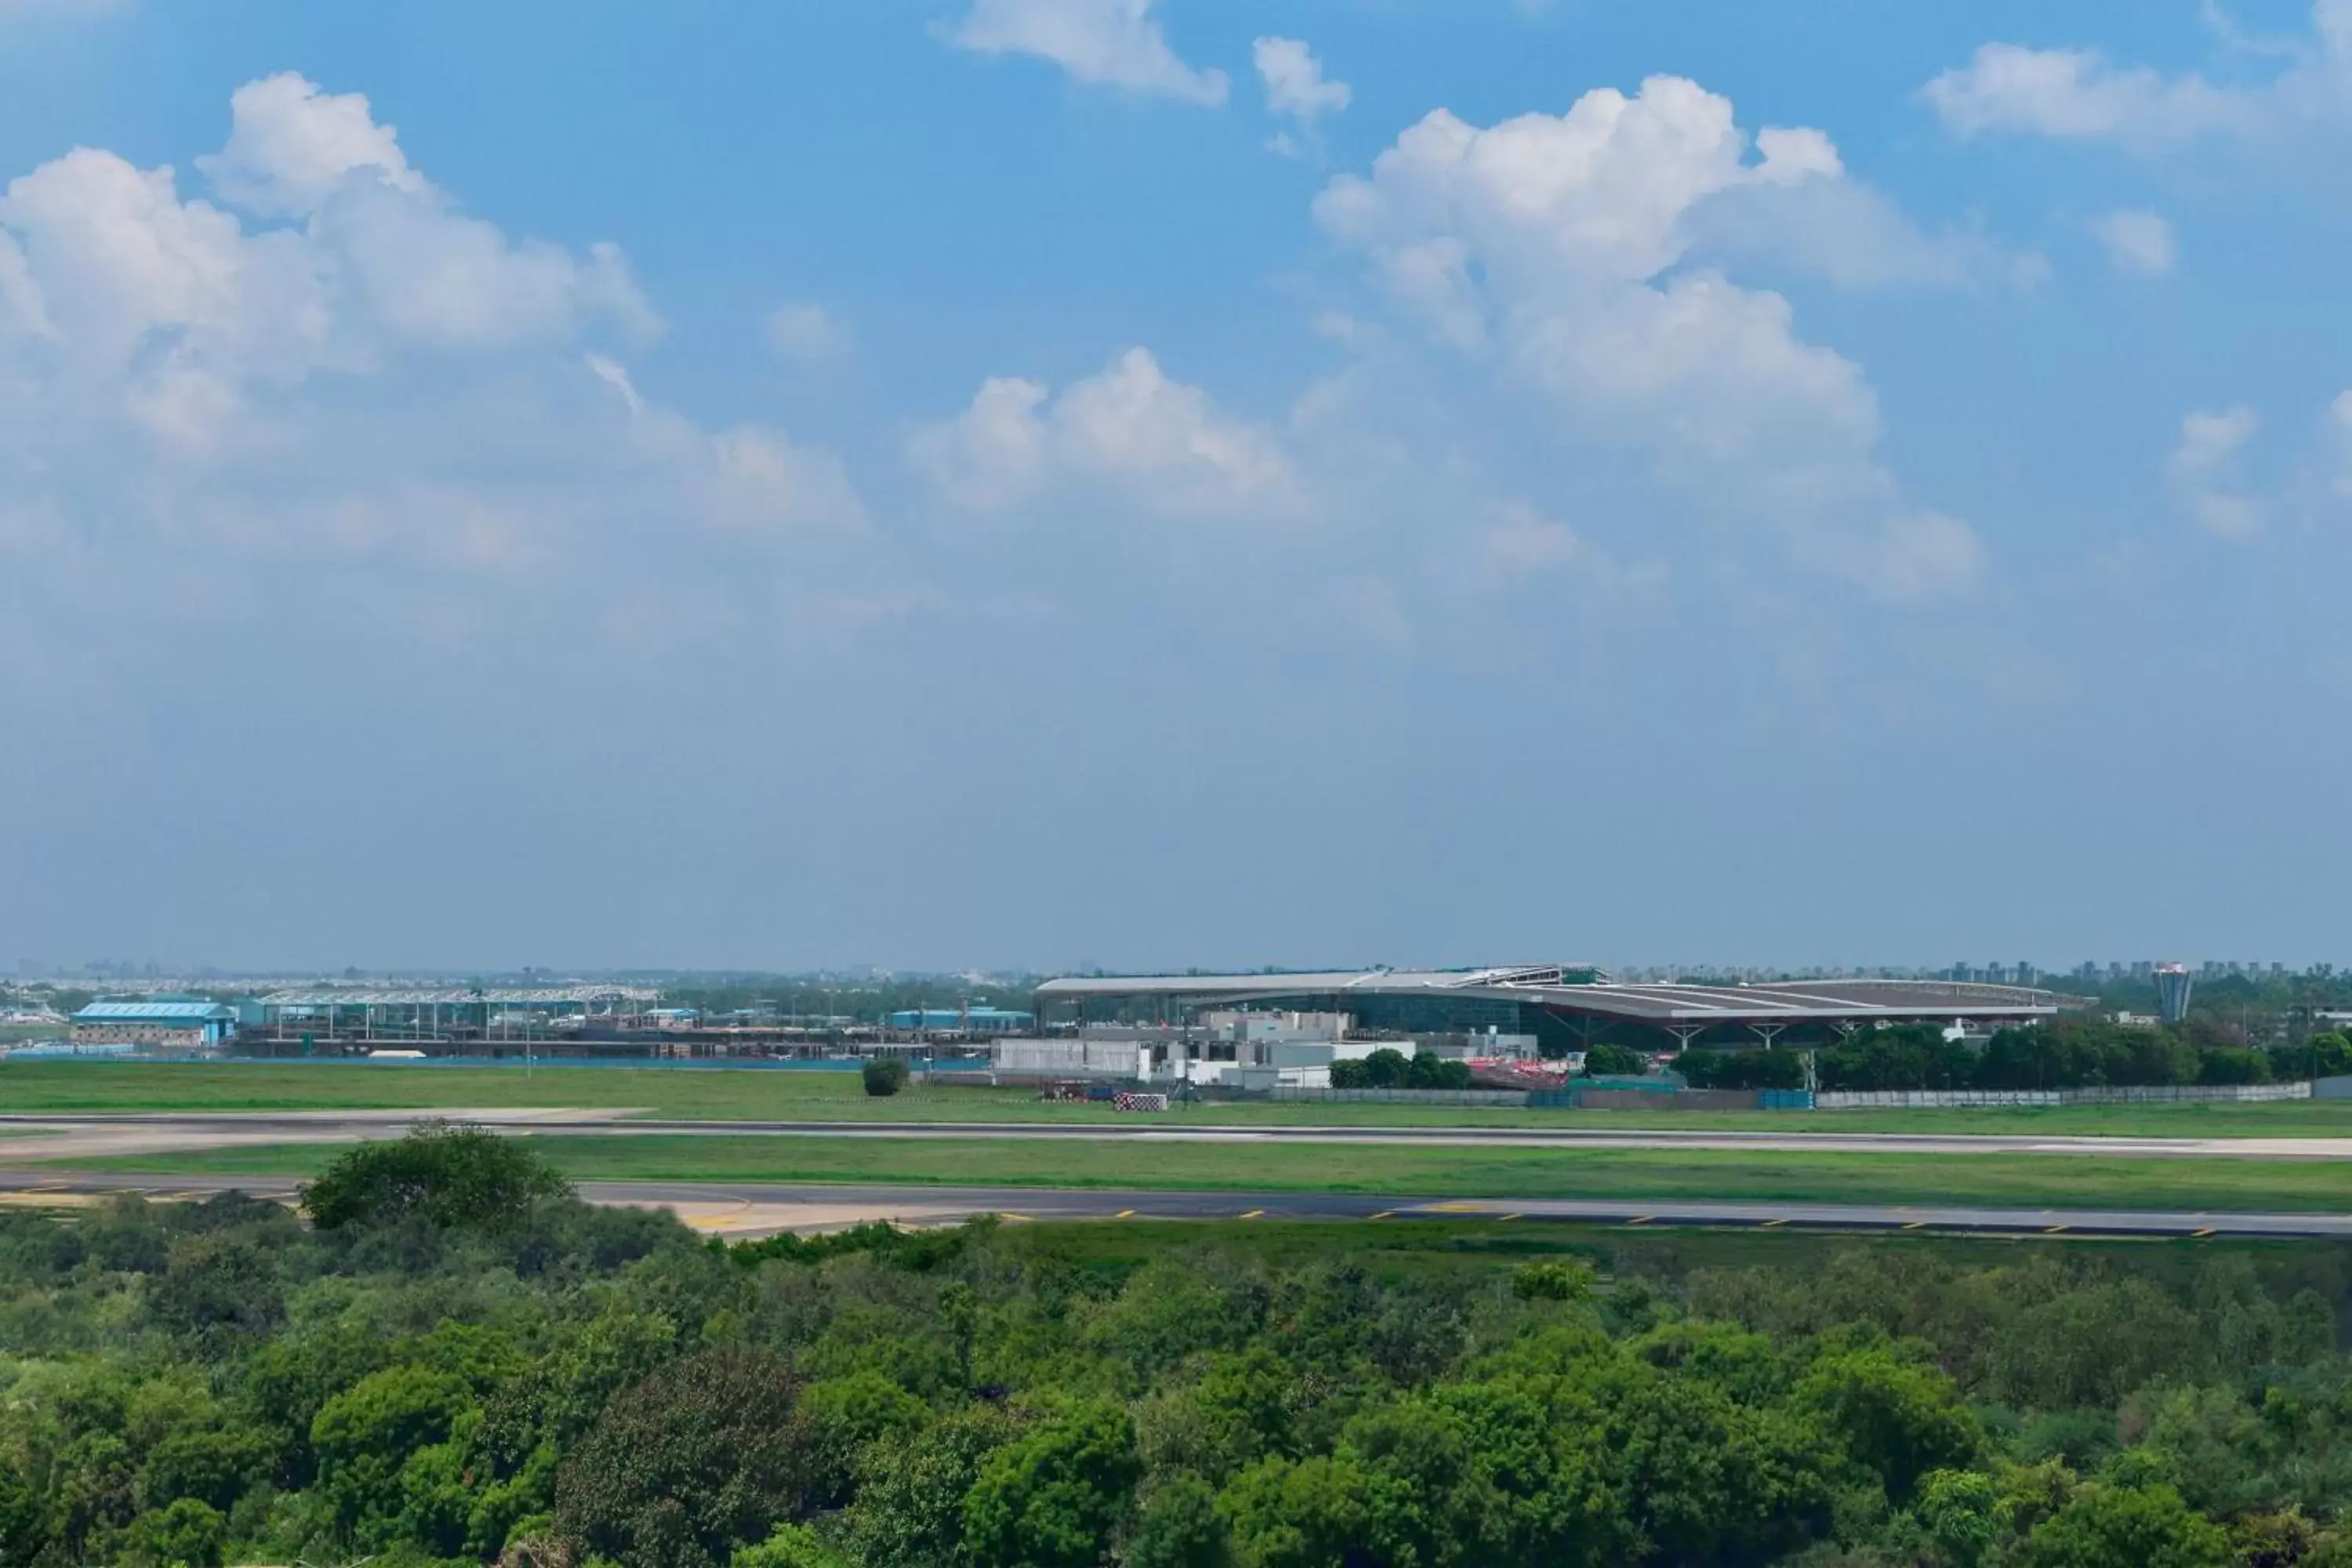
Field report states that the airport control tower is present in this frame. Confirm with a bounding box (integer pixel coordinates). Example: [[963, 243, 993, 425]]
[[2153, 962, 2194, 1025]]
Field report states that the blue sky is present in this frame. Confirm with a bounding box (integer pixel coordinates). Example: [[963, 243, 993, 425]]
[[3, 0, 2349, 975]]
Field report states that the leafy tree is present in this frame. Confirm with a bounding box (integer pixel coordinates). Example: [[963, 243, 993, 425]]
[[1582, 1040, 1648, 1077], [1512, 1258, 1596, 1304], [1218, 1452, 1377, 1568], [2016, 1483, 2230, 1568], [1357, 1047, 1409, 1088], [2310, 1032, 2352, 1077], [963, 1399, 1142, 1568], [1791, 1347, 1981, 1502], [0, 1461, 45, 1568], [862, 1057, 909, 1097], [124, 1497, 227, 1568], [300, 1121, 571, 1231], [139, 1425, 274, 1516], [144, 1234, 285, 1348], [1125, 1472, 1233, 1568], [1915, 1467, 2005, 1567], [310, 1363, 477, 1538], [1403, 1051, 1473, 1090], [1675, 1047, 1806, 1091], [733, 1520, 851, 1567], [556, 1345, 813, 1568], [839, 1405, 1018, 1568]]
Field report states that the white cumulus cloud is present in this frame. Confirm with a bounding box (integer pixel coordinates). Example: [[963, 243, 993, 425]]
[[1315, 74, 1984, 600], [2093, 209, 2176, 274], [763, 301, 853, 365], [913, 347, 1295, 521], [2169, 405, 2264, 538], [948, 0, 1227, 106], [1923, 3, 2352, 148], [0, 72, 858, 637], [1254, 37, 1349, 123]]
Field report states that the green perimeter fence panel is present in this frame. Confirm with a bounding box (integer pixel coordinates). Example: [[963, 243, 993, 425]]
[[1529, 1083, 1815, 1110]]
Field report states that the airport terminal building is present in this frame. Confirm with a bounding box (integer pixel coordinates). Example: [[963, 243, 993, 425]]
[[1032, 966, 2060, 1058]]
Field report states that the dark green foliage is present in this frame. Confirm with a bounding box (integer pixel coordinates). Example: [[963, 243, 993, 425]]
[[1330, 1047, 1473, 1090], [300, 1120, 572, 1231], [862, 1056, 909, 1096], [2016, 1481, 2231, 1567], [1675, 1047, 1804, 1090], [723, 1217, 978, 1272], [125, 1496, 227, 1567], [554, 1345, 814, 1568], [1581, 1039, 1650, 1077], [2, 1191, 2350, 1567], [962, 1398, 1141, 1567]]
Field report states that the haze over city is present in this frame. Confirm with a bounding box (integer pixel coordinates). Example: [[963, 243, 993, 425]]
[[6, 1, 2350, 971]]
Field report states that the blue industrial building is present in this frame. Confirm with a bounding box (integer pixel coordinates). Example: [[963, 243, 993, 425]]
[[71, 1000, 241, 1049]]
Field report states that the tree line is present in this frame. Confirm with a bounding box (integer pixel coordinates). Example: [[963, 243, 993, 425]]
[[2, 1125, 2350, 1565], [1675, 1020, 2352, 1093]]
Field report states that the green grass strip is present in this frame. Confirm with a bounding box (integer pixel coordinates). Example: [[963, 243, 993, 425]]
[[41, 1134, 2352, 1213]]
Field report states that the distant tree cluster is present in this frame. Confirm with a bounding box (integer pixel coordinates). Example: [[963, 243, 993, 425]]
[[6, 1126, 2352, 1566], [1677, 1020, 2351, 1094], [1329, 1047, 1473, 1091]]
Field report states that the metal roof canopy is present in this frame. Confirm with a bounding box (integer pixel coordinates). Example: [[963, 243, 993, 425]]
[[1034, 965, 1584, 998], [1033, 970, 2059, 1025], [74, 1001, 238, 1021], [260, 987, 659, 1007]]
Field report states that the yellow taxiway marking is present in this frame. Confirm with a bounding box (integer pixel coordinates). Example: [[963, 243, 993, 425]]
[[1238, 1208, 1265, 1219], [1494, 1212, 1522, 1224], [1367, 1209, 1397, 1221], [1113, 1208, 1137, 1219], [997, 1212, 1035, 1223], [1760, 1218, 1788, 1229], [1425, 1201, 1485, 1213], [2043, 1224, 2071, 1234], [1901, 1221, 1928, 1231], [2191, 1227, 2216, 1239], [1626, 1215, 1655, 1226]]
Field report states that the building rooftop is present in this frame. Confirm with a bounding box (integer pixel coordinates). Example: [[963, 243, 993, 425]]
[[74, 1001, 237, 1022], [1033, 969, 2059, 1024]]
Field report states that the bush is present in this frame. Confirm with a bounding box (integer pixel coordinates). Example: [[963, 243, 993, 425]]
[[1581, 1041, 1649, 1077], [555, 1347, 815, 1568], [1330, 1048, 1468, 1091], [1674, 1048, 1802, 1091], [300, 1122, 571, 1232], [862, 1058, 910, 1097]]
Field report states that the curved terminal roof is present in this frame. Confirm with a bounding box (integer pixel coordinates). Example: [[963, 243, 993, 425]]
[[1033, 968, 2059, 1023]]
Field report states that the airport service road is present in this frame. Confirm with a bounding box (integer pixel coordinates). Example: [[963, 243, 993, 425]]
[[2, 1168, 2349, 1241], [5, 1111, 2352, 1162]]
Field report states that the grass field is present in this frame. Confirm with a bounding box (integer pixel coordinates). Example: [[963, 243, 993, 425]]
[[47, 1132, 2352, 1212], [5, 1059, 2352, 1138]]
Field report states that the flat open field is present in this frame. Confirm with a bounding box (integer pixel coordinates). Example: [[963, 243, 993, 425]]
[[50, 1131, 2352, 1212], [6, 1059, 2352, 1138]]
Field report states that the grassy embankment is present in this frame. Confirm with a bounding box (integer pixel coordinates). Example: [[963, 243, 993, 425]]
[[45, 1132, 2352, 1212], [6, 1059, 2352, 1138]]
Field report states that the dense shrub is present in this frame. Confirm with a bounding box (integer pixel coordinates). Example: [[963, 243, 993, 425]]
[[555, 1347, 814, 1568], [862, 1057, 910, 1097], [1331, 1047, 1473, 1091], [300, 1121, 570, 1231], [1581, 1040, 1651, 1077]]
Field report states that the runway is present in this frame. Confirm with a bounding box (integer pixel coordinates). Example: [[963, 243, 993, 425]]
[[2, 1167, 2347, 1240], [5, 1109, 2352, 1162]]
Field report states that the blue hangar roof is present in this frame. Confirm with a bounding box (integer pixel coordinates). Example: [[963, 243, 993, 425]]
[[74, 1001, 238, 1023]]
